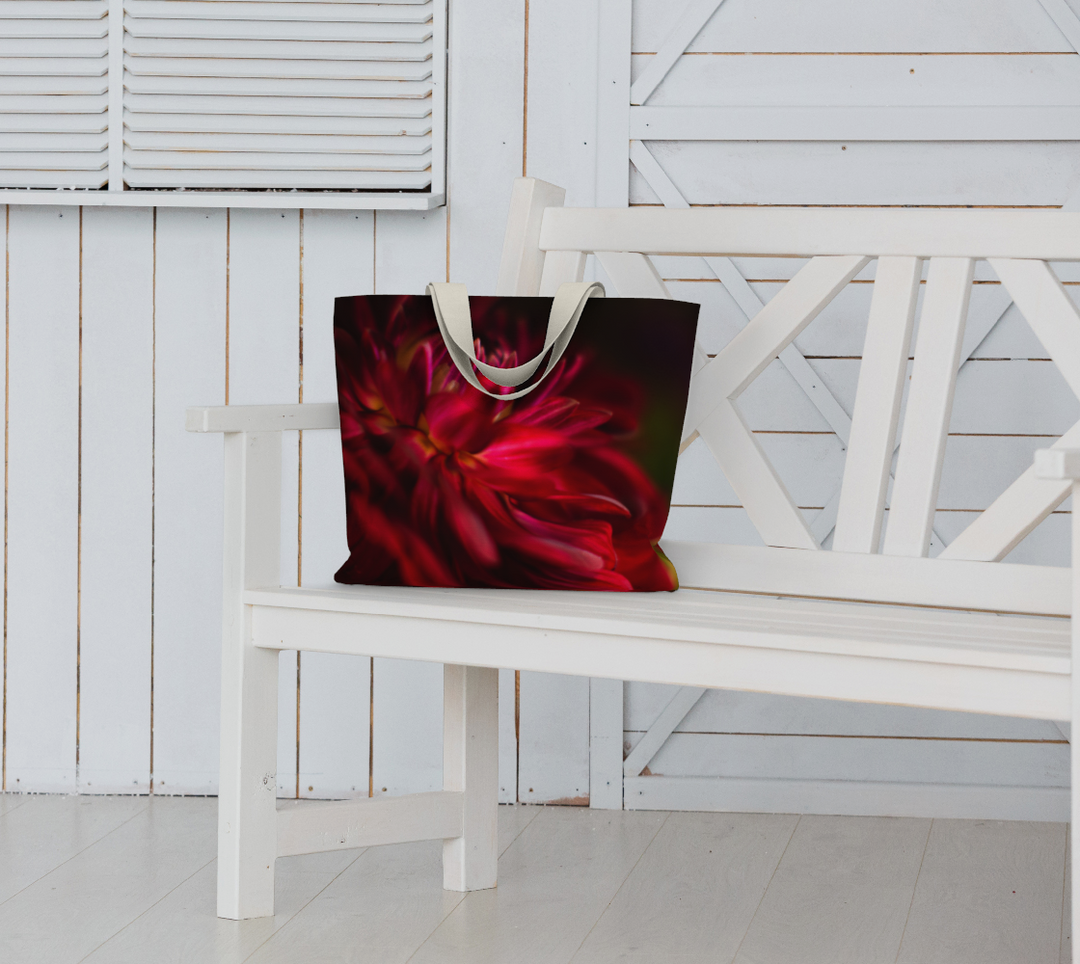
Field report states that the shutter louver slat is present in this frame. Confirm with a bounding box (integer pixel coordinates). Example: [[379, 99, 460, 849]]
[[0, 0, 110, 189], [125, 2, 434, 23], [124, 111, 432, 136], [122, 0, 438, 192], [124, 56, 432, 81]]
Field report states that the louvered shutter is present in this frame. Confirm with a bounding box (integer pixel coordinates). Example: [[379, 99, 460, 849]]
[[121, 0, 439, 191], [0, 1, 110, 189]]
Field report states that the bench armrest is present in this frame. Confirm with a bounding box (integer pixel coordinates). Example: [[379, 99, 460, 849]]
[[1034, 448, 1080, 481], [186, 403, 339, 434]]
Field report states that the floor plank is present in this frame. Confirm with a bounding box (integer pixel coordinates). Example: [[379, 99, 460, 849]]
[[0, 794, 148, 905], [244, 804, 545, 964], [80, 849, 361, 964], [244, 839, 464, 964], [572, 811, 799, 964], [0, 796, 214, 963], [897, 819, 1067, 964], [0, 793, 29, 816], [733, 814, 931, 964], [1061, 825, 1071, 964], [407, 807, 668, 964]]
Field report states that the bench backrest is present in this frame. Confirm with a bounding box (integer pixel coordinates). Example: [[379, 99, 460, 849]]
[[496, 178, 1080, 617]]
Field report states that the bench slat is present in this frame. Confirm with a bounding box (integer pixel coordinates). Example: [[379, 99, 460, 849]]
[[834, 256, 921, 554], [538, 206, 1080, 261], [665, 541, 1069, 617], [884, 257, 974, 558], [246, 585, 1069, 720]]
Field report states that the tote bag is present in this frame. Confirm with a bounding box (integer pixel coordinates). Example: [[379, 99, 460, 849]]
[[333, 283, 698, 591]]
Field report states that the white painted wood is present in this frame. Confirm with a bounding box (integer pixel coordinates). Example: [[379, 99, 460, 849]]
[[684, 255, 869, 439], [442, 664, 499, 891], [0, 189, 445, 210], [496, 178, 566, 297], [697, 400, 819, 550], [187, 402, 338, 434], [82, 847, 359, 964], [632, 0, 1075, 53], [1037, 0, 1080, 53], [644, 732, 1065, 793], [152, 207, 227, 795], [518, 671, 591, 805], [942, 422, 1080, 562], [445, 0, 522, 295], [595, 0, 632, 207], [276, 791, 462, 858], [628, 0, 725, 106], [629, 104, 1080, 141], [896, 819, 1067, 964], [834, 257, 921, 554], [593, 250, 670, 298], [413, 807, 668, 964], [6, 205, 79, 793], [0, 794, 148, 905], [733, 815, 931, 964], [540, 207, 1080, 262], [295, 208, 373, 800], [498, 668, 516, 804], [884, 257, 974, 557], [217, 432, 282, 920], [991, 258, 1080, 402], [632, 52, 1080, 108], [665, 541, 1068, 616], [1073, 482, 1080, 964], [78, 205, 153, 792], [572, 811, 798, 964], [246, 587, 1071, 721], [589, 678, 624, 809], [0, 798, 216, 962], [537, 249, 588, 295], [623, 686, 705, 777]]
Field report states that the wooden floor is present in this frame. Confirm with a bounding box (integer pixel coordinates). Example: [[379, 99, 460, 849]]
[[0, 794, 1070, 963]]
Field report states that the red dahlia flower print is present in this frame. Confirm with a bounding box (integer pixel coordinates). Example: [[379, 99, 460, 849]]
[[333, 294, 697, 592]]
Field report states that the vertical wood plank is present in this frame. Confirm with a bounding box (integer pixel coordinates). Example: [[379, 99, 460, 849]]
[[519, 671, 590, 805], [595, 0, 632, 206], [6, 206, 79, 792], [498, 668, 517, 803], [297, 209, 374, 799], [447, 0, 525, 292], [79, 206, 154, 793], [371, 207, 447, 796], [589, 678, 623, 809], [834, 256, 921, 554], [228, 209, 301, 801], [520, 0, 611, 807], [153, 207, 226, 794], [884, 257, 974, 557]]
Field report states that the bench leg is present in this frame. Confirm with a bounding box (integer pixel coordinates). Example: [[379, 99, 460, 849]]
[[217, 625, 279, 919], [443, 664, 499, 891]]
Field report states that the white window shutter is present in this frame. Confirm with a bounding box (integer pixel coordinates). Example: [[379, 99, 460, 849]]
[[121, 0, 440, 192], [0, 0, 110, 189]]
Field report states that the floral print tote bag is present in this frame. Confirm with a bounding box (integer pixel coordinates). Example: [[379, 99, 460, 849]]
[[332, 282, 699, 591]]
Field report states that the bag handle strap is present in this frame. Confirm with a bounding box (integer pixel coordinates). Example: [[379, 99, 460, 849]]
[[427, 281, 605, 400]]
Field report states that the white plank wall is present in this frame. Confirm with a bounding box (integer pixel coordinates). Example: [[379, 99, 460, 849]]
[[0, 0, 1078, 815], [620, 0, 1079, 814], [6, 206, 79, 793], [152, 208, 226, 795], [79, 206, 154, 793]]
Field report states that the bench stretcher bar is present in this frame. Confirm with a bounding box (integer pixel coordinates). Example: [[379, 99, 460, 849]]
[[276, 791, 464, 858]]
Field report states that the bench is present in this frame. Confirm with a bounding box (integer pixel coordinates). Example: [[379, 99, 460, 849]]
[[188, 177, 1080, 952]]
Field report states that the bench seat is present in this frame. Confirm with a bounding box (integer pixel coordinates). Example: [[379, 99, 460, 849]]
[[248, 578, 1069, 723]]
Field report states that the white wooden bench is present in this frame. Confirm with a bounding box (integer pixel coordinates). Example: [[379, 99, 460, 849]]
[[189, 177, 1080, 951]]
